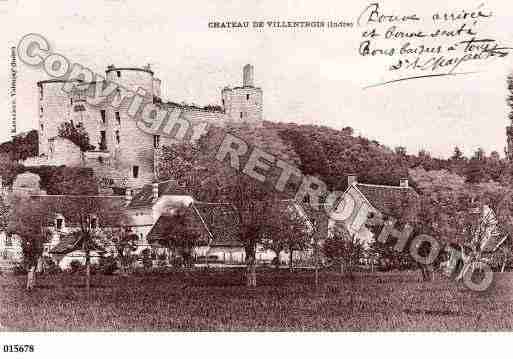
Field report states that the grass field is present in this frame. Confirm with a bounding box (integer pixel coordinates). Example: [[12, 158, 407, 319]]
[[1, 269, 512, 331]]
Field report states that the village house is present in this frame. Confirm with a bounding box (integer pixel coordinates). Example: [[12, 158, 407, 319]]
[[338, 174, 419, 246]]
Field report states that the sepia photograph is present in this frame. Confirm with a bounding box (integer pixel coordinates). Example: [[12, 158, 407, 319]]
[[1, 0, 513, 356]]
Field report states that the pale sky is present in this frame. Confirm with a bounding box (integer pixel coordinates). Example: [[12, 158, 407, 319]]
[[1, 0, 513, 158]]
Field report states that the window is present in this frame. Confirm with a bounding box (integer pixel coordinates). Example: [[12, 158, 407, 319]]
[[240, 112, 243, 119], [56, 218, 63, 231], [90, 217, 98, 229], [153, 135, 160, 149], [116, 71, 121, 78], [99, 131, 107, 151], [100, 110, 106, 123], [39, 87, 43, 100], [5, 234, 12, 247], [132, 165, 139, 179], [70, 98, 73, 105], [40, 106, 43, 115], [115, 112, 121, 125], [115, 130, 120, 144], [222, 99, 225, 106], [40, 123, 44, 132], [246, 94, 250, 100]]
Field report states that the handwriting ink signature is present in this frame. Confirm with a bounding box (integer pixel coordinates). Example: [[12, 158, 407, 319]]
[[357, 3, 420, 26]]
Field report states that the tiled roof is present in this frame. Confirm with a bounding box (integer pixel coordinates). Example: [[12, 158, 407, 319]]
[[147, 200, 315, 249], [30, 195, 126, 227], [50, 233, 105, 255], [128, 180, 189, 208], [192, 202, 241, 247], [354, 183, 419, 216], [146, 208, 209, 246]]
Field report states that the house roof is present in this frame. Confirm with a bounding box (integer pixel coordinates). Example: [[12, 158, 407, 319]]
[[353, 183, 419, 216], [30, 195, 127, 227], [191, 202, 241, 247], [50, 233, 105, 255], [146, 208, 209, 246], [147, 199, 317, 249], [128, 180, 189, 208], [146, 202, 240, 247]]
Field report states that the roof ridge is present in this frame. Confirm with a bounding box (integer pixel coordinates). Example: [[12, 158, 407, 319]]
[[355, 183, 412, 190]]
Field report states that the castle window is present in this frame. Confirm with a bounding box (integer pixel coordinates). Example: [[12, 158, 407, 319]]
[[115, 130, 120, 144], [99, 131, 107, 151], [5, 234, 12, 247], [100, 110, 106, 123], [116, 71, 121, 78], [132, 166, 139, 179], [115, 112, 121, 125], [153, 135, 160, 149], [240, 112, 243, 119], [246, 94, 250, 100], [56, 218, 63, 231]]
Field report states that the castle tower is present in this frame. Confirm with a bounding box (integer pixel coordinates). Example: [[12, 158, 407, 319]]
[[222, 64, 263, 124], [37, 79, 82, 157], [104, 65, 156, 188]]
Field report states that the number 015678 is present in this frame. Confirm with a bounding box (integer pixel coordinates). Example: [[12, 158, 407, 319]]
[[3, 345, 35, 353]]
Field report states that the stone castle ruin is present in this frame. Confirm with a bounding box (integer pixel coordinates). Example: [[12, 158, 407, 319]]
[[34, 64, 263, 190]]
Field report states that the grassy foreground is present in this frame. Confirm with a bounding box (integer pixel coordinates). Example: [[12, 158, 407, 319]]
[[1, 269, 512, 331]]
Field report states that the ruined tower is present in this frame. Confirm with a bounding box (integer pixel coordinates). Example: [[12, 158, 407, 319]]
[[221, 64, 263, 124]]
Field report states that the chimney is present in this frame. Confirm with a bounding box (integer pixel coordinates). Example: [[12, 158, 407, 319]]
[[152, 182, 159, 202], [347, 174, 358, 187], [243, 64, 254, 87], [400, 178, 409, 188], [124, 188, 132, 205]]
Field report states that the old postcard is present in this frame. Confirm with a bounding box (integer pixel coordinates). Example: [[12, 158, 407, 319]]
[[1, 0, 513, 356]]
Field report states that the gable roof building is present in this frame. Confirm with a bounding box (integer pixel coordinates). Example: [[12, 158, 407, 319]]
[[340, 174, 419, 242]]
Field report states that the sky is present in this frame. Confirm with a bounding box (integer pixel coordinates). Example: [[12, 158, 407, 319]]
[[1, 0, 513, 158]]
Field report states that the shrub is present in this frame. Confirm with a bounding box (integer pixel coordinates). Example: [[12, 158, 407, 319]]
[[68, 260, 83, 274], [12, 264, 27, 276], [141, 249, 153, 269], [43, 257, 62, 274], [98, 256, 118, 275]]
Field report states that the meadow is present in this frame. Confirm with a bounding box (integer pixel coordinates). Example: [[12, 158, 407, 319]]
[[1, 269, 512, 331]]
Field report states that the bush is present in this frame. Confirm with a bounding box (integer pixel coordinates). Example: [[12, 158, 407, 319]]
[[43, 257, 62, 274], [98, 256, 118, 275], [141, 249, 153, 269], [68, 260, 83, 274], [12, 264, 27, 276]]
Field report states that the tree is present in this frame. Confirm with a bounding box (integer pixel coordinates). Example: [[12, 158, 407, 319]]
[[156, 125, 296, 287], [451, 146, 465, 161], [7, 193, 52, 290], [42, 181, 130, 292], [323, 225, 364, 277], [261, 201, 310, 271], [408, 167, 513, 282], [102, 227, 138, 275], [151, 204, 204, 268], [58, 122, 95, 152]]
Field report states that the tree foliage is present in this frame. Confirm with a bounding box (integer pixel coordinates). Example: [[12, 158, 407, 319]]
[[57, 122, 95, 152]]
